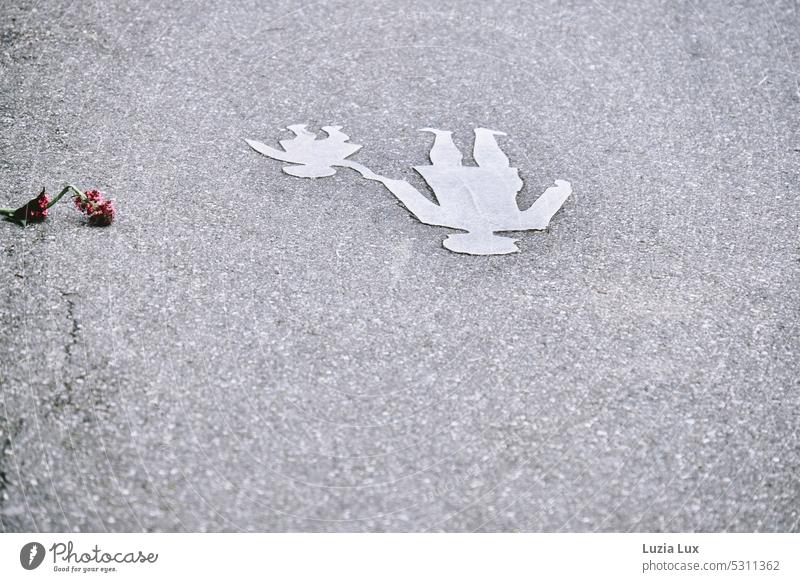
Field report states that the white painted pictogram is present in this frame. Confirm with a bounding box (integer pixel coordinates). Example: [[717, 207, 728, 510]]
[[247, 125, 571, 255]]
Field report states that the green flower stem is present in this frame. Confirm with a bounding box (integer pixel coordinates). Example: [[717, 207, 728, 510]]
[[47, 184, 84, 208]]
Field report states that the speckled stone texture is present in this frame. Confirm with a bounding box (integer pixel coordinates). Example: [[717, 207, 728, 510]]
[[0, 0, 798, 532]]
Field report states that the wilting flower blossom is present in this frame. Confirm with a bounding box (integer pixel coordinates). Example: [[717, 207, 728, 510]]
[[87, 199, 115, 226], [72, 188, 115, 227]]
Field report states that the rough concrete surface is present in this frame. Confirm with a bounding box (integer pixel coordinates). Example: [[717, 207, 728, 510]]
[[0, 0, 798, 532]]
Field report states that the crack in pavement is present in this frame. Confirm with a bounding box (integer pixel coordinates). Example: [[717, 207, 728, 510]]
[[0, 415, 24, 532]]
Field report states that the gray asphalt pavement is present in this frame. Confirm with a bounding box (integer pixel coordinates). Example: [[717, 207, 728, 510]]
[[0, 0, 798, 532]]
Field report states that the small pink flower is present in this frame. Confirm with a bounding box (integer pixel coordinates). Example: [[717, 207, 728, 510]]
[[73, 189, 115, 227], [85, 189, 102, 203], [88, 199, 115, 227], [26, 190, 50, 222]]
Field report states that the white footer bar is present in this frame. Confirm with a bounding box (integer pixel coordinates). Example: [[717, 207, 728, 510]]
[[1, 533, 797, 581]]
